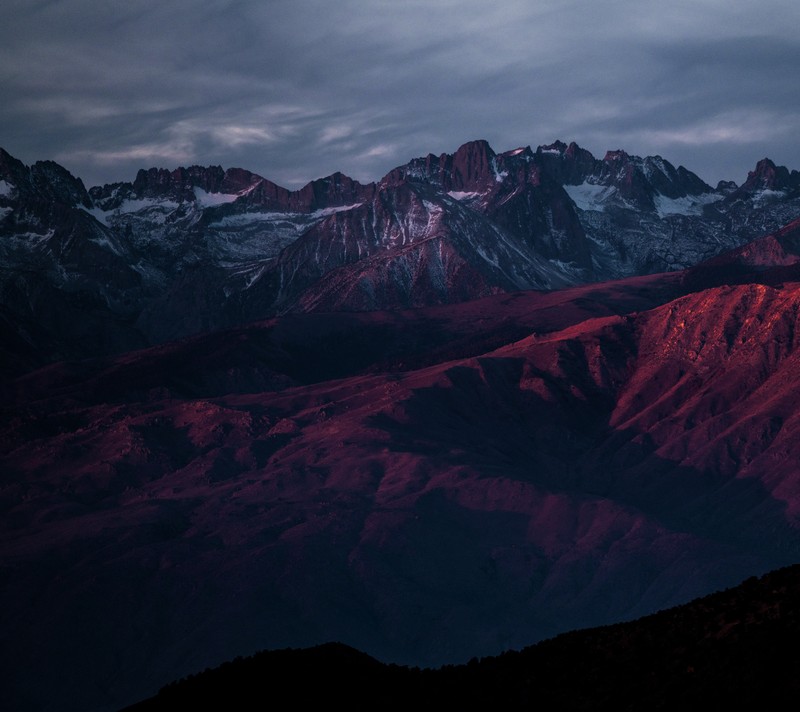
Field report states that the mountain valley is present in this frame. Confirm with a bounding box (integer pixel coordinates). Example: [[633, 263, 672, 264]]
[[3, 141, 800, 711]]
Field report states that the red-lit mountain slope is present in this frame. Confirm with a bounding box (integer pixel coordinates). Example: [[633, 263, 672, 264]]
[[4, 221, 800, 710]]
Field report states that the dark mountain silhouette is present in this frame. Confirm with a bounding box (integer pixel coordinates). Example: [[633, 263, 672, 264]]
[[122, 562, 800, 710]]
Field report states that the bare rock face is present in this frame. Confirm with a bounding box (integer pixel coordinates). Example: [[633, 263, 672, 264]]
[[383, 138, 500, 192], [534, 140, 713, 202], [0, 151, 147, 372], [1, 148, 94, 208], [738, 158, 800, 193], [4, 141, 800, 366], [535, 140, 597, 185], [228, 175, 588, 320], [377, 139, 592, 269], [287, 171, 376, 212]]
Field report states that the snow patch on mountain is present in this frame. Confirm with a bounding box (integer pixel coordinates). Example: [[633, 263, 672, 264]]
[[752, 189, 787, 205], [310, 203, 364, 218], [0, 180, 14, 197], [227, 262, 270, 291], [119, 197, 181, 214], [564, 182, 618, 211], [654, 192, 719, 218], [88, 230, 124, 256], [81, 206, 112, 226], [474, 243, 501, 269], [421, 200, 445, 239], [208, 203, 362, 228], [448, 191, 482, 201], [209, 212, 295, 226], [193, 187, 240, 207], [93, 197, 181, 224], [3, 229, 55, 247], [490, 157, 508, 183]]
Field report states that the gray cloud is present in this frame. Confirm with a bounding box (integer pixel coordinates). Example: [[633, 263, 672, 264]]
[[2, 0, 799, 189]]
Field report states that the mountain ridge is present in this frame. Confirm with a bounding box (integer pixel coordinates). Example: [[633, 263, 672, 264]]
[[4, 141, 800, 710], [3, 139, 800, 372]]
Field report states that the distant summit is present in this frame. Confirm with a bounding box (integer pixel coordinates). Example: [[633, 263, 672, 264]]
[[1, 139, 799, 361]]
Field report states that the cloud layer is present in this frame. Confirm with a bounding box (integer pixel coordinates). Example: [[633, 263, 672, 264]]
[[3, 0, 799, 188]]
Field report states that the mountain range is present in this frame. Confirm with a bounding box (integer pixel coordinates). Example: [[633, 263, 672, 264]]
[[3, 140, 800, 711], [3, 140, 800, 370]]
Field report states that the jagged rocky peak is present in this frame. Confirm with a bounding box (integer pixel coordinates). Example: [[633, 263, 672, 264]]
[[448, 139, 498, 188], [0, 149, 92, 208], [88, 155, 375, 214], [564, 140, 595, 162], [493, 145, 547, 188], [604, 148, 630, 162], [601, 148, 644, 178], [232, 176, 292, 211], [675, 165, 714, 196], [594, 149, 656, 210], [538, 139, 569, 155], [31, 161, 93, 208], [131, 164, 232, 200], [499, 145, 535, 160], [722, 158, 800, 203], [739, 158, 798, 192], [0, 148, 29, 188], [218, 167, 264, 194], [289, 171, 375, 212], [534, 140, 597, 185], [89, 163, 275, 210], [582, 148, 711, 207], [641, 155, 712, 198], [532, 142, 711, 200], [536, 139, 595, 161], [382, 139, 500, 192]]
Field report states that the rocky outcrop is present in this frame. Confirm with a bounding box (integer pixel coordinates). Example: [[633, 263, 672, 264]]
[[729, 157, 800, 199], [2, 142, 800, 366]]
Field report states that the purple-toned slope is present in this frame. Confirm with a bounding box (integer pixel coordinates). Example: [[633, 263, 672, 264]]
[[230, 176, 589, 318], [4, 255, 800, 710]]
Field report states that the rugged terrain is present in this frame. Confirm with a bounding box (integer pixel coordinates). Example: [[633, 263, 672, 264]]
[[3, 140, 800, 367], [3, 143, 800, 711]]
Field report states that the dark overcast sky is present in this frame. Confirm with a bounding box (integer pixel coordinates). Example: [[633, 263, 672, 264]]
[[2, 0, 799, 189]]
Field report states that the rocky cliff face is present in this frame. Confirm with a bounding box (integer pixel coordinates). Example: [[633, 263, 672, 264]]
[[2, 141, 800, 367], [0, 150, 147, 371]]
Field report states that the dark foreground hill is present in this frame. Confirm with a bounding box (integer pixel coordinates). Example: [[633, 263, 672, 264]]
[[124, 563, 800, 710]]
